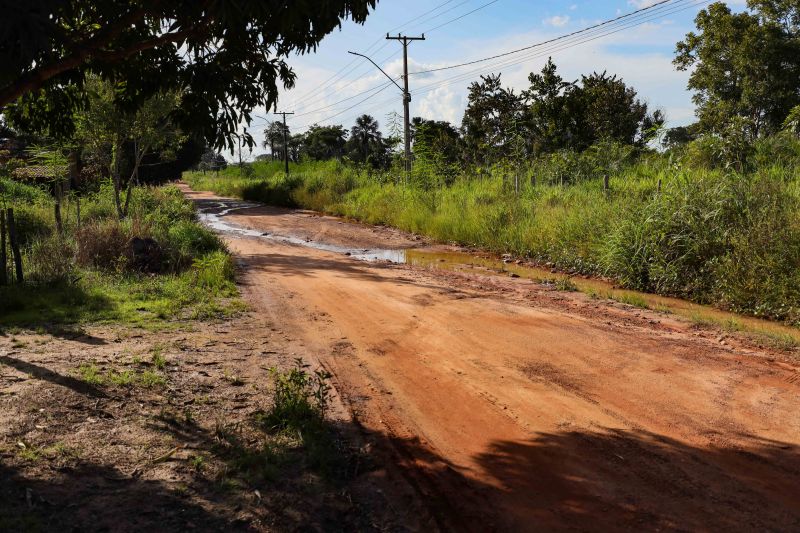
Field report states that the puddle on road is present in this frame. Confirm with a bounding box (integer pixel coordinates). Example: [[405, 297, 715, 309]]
[[197, 200, 408, 262], [197, 199, 800, 344]]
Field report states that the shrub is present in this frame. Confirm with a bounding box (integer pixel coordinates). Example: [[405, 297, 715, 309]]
[[164, 220, 223, 268], [191, 250, 235, 291], [75, 219, 130, 271], [26, 235, 76, 284], [263, 359, 332, 432]]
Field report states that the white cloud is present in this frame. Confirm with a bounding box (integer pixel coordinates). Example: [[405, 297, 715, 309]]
[[628, 0, 660, 7], [543, 15, 570, 27], [416, 86, 460, 125]]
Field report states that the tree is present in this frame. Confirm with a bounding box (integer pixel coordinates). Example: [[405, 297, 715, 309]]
[[412, 119, 461, 159], [461, 74, 523, 165], [263, 121, 290, 161], [521, 58, 579, 154], [301, 125, 348, 160], [574, 71, 663, 149], [0, 1, 377, 149], [73, 76, 182, 219], [674, 1, 800, 138], [199, 148, 228, 172], [346, 115, 390, 168], [520, 60, 662, 153], [412, 118, 462, 186], [662, 124, 699, 150]]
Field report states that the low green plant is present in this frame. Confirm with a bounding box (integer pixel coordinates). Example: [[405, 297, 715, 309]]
[[612, 293, 650, 309], [139, 370, 166, 388], [189, 454, 206, 472], [263, 359, 332, 432], [554, 277, 578, 292], [77, 363, 104, 385], [151, 344, 167, 369], [108, 370, 135, 386]]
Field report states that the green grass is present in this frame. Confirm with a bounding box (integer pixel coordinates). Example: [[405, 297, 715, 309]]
[[139, 370, 166, 388], [76, 362, 167, 388], [611, 293, 651, 310], [108, 370, 135, 386], [0, 181, 243, 329], [554, 277, 578, 292], [151, 345, 167, 369], [77, 363, 104, 385]]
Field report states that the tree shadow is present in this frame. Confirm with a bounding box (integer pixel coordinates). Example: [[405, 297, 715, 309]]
[[0, 282, 116, 332], [41, 325, 108, 345], [3, 412, 799, 532], [0, 355, 107, 398], [0, 462, 243, 532], [461, 429, 800, 531]]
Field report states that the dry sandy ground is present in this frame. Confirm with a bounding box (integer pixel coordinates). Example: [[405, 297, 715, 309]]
[[187, 185, 800, 532], [0, 314, 428, 531]]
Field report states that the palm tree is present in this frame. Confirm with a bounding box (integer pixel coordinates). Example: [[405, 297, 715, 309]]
[[348, 114, 381, 162], [263, 121, 289, 161]]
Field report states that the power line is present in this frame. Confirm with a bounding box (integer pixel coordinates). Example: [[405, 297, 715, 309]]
[[287, 0, 459, 110], [289, 0, 497, 113], [422, 0, 502, 34], [292, 80, 397, 118], [296, 83, 395, 129], [283, 0, 708, 134], [411, 0, 677, 76], [405, 0, 471, 31], [407, 0, 708, 96]]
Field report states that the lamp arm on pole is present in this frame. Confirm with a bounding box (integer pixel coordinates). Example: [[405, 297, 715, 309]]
[[347, 51, 405, 94]]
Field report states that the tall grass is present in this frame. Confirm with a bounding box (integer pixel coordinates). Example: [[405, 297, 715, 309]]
[[184, 142, 800, 324]]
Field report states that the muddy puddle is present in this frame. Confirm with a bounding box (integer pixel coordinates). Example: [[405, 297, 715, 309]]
[[198, 200, 800, 344]]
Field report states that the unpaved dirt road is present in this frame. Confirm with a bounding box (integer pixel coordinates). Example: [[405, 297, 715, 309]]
[[186, 185, 800, 532]]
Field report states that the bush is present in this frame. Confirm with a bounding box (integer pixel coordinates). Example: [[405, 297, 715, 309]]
[[164, 220, 223, 268], [191, 250, 235, 291], [263, 359, 332, 432], [75, 219, 131, 272], [25, 235, 76, 284]]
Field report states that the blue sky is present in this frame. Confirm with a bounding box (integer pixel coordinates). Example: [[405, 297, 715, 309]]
[[244, 1, 747, 155]]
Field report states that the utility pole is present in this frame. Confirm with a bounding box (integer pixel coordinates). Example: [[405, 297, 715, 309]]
[[386, 33, 425, 175], [274, 111, 294, 178], [237, 136, 243, 172]]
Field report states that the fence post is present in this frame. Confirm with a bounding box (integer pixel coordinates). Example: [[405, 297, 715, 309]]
[[603, 174, 610, 194], [54, 180, 64, 235], [0, 208, 6, 286], [7, 208, 23, 283]]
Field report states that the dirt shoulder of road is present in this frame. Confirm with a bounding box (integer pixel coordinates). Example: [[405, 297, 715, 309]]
[[0, 314, 431, 532]]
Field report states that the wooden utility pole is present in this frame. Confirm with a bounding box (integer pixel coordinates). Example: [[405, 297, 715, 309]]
[[274, 112, 294, 178], [386, 33, 425, 175], [7, 208, 23, 283], [0, 208, 7, 286]]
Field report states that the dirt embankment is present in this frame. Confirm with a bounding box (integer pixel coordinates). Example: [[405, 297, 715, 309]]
[[186, 185, 800, 532]]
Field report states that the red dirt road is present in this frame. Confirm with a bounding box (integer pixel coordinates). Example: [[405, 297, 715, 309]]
[[188, 186, 800, 532]]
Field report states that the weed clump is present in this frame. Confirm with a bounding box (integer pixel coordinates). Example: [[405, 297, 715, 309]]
[[263, 359, 332, 432]]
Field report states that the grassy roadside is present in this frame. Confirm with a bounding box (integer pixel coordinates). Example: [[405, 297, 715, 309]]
[[185, 154, 800, 327], [0, 178, 244, 329]]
